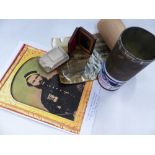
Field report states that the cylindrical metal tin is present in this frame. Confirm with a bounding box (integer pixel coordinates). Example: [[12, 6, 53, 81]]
[[98, 27, 155, 90]]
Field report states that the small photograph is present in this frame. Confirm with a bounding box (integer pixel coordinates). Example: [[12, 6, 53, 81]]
[[11, 57, 85, 121]]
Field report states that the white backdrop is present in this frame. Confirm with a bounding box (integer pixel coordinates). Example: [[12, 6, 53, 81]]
[[0, 19, 155, 134]]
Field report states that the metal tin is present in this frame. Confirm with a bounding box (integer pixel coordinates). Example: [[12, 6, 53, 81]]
[[38, 47, 69, 73], [98, 27, 155, 90]]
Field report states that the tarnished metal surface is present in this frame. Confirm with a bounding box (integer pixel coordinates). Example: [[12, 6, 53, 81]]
[[52, 34, 110, 84]]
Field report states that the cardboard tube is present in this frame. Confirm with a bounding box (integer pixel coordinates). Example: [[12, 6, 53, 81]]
[[97, 19, 126, 50]]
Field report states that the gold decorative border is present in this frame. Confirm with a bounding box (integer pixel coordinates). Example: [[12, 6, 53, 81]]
[[0, 44, 93, 134]]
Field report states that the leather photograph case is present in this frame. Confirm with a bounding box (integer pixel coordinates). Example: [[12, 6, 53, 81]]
[[68, 27, 96, 55]]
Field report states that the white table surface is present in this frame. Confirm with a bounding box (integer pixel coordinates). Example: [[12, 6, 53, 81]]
[[0, 19, 155, 134]]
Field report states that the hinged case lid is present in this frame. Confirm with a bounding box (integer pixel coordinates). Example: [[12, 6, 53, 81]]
[[68, 27, 96, 55]]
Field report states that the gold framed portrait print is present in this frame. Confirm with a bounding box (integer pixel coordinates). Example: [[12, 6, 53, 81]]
[[0, 44, 93, 134]]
